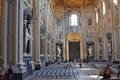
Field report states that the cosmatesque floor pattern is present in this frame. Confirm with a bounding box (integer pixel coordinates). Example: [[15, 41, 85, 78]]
[[26, 63, 101, 80]]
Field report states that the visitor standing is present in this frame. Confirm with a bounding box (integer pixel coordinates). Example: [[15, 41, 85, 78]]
[[103, 64, 112, 80], [0, 59, 6, 80], [117, 64, 120, 78]]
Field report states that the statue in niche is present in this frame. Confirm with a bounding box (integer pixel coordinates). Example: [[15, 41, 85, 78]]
[[99, 45, 101, 50], [108, 42, 111, 54], [57, 46, 61, 57], [99, 44, 102, 53], [25, 27, 33, 53], [88, 46, 93, 56], [107, 32, 112, 54], [23, 8, 33, 54]]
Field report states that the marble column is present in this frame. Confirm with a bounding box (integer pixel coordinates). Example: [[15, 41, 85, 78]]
[[53, 19, 56, 61], [44, 28, 48, 62], [63, 16, 66, 61], [16, 0, 27, 74], [80, 41, 83, 60], [62, 16, 67, 61], [49, 39, 52, 60], [113, 30, 120, 60], [0, 0, 2, 58], [5, 0, 20, 66], [102, 25, 107, 61], [2, 0, 8, 65], [32, 0, 40, 62], [94, 25, 98, 60], [36, 0, 40, 62]]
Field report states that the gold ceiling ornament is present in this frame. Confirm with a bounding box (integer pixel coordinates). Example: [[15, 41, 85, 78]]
[[54, 0, 98, 8]]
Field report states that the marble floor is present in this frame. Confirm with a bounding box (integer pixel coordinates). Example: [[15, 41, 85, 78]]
[[25, 62, 103, 80]]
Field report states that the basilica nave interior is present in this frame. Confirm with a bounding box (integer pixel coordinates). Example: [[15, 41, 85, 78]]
[[0, 0, 120, 79]]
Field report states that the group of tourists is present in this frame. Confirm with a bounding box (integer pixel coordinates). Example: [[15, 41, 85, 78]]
[[64, 64, 71, 71], [74, 59, 82, 68], [0, 58, 14, 80]]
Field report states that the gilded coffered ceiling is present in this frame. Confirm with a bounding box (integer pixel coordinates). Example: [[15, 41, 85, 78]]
[[53, 0, 98, 8]]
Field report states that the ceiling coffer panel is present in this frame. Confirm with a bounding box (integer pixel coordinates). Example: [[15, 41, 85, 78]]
[[54, 0, 97, 8]]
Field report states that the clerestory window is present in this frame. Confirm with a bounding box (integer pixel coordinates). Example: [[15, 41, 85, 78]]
[[96, 12, 98, 23], [113, 0, 118, 5], [102, 1, 106, 15], [69, 14, 78, 26]]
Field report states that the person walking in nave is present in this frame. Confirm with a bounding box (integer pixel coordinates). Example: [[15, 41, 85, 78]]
[[7, 64, 14, 80], [117, 64, 120, 78], [0, 58, 6, 80]]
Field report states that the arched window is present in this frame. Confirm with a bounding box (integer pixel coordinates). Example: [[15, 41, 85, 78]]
[[96, 12, 98, 23], [95, 8, 98, 23], [115, 7, 119, 26], [113, 0, 118, 5], [102, 1, 106, 15], [69, 14, 78, 26]]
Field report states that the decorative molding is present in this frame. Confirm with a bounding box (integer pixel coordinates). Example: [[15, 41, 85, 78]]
[[24, 0, 31, 8]]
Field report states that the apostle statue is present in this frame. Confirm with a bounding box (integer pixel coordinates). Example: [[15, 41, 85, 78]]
[[108, 42, 111, 54], [57, 46, 61, 57], [25, 27, 33, 53], [88, 46, 93, 56]]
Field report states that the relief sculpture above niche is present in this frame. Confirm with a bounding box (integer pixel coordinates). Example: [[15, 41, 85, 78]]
[[56, 18, 62, 27], [56, 31, 63, 39], [87, 30, 94, 40]]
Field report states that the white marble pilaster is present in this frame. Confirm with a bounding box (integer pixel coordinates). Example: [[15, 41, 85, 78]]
[[32, 0, 40, 64], [49, 39, 52, 60], [36, 0, 40, 62], [3, 0, 19, 65], [114, 30, 120, 61], [2, 0, 8, 65], [63, 16, 66, 61], [17, 0, 26, 73], [44, 31, 48, 62]]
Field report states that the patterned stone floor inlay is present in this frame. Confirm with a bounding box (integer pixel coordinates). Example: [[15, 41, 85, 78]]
[[25, 62, 101, 80]]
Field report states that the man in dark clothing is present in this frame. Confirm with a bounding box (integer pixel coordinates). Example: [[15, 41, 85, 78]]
[[8, 65, 14, 80], [117, 64, 120, 78]]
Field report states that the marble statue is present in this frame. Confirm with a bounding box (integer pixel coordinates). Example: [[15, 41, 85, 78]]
[[108, 42, 111, 54], [88, 46, 93, 56], [57, 46, 61, 57], [24, 28, 33, 54]]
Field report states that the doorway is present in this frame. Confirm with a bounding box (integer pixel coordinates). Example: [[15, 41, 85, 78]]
[[69, 41, 80, 61]]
